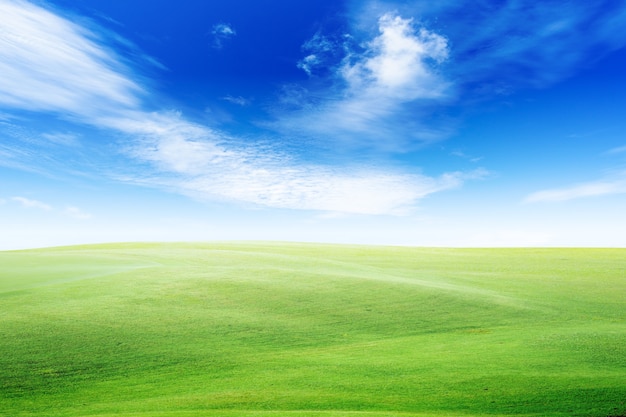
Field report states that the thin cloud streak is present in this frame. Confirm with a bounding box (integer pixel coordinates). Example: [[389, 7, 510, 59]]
[[64, 206, 92, 220], [6, 196, 92, 219], [40, 132, 81, 146], [221, 95, 251, 106], [11, 196, 52, 210], [419, 1, 626, 90], [297, 31, 345, 77], [607, 145, 626, 155], [525, 173, 626, 202], [0, 0, 142, 117]]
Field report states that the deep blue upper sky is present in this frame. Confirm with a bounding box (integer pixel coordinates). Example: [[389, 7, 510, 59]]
[[1, 0, 626, 248]]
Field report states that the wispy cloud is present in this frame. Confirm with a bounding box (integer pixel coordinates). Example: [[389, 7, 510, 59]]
[[0, 122, 94, 177], [451, 150, 483, 163], [297, 31, 344, 76], [64, 206, 92, 220], [607, 145, 626, 155], [221, 95, 251, 106], [396, 1, 626, 92], [344, 0, 626, 107], [277, 13, 452, 149], [0, 112, 15, 121], [278, 1, 626, 151], [525, 172, 626, 203], [297, 54, 320, 76], [40, 132, 81, 146], [0, 1, 483, 216], [0, 142, 43, 173], [211, 23, 236, 49], [342, 13, 448, 100], [7, 196, 92, 219], [108, 111, 487, 214], [11, 196, 52, 210], [0, 0, 142, 117]]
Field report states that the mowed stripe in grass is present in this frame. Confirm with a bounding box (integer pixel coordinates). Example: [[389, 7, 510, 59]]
[[0, 248, 158, 294], [0, 243, 624, 417]]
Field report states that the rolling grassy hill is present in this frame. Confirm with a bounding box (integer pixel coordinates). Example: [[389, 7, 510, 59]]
[[0, 242, 624, 417]]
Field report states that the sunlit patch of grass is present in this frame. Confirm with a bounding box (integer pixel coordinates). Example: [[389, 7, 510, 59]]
[[0, 243, 624, 416]]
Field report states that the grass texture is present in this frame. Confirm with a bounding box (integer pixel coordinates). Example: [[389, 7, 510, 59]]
[[0, 242, 624, 417]]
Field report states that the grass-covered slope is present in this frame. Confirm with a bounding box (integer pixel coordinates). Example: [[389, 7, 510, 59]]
[[0, 242, 624, 417]]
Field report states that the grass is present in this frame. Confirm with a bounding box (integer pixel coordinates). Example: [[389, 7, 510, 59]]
[[0, 242, 624, 417]]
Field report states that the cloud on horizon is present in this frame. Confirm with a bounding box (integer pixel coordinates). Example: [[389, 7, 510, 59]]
[[525, 172, 626, 203], [5, 196, 92, 219], [64, 206, 92, 220], [107, 111, 487, 215]]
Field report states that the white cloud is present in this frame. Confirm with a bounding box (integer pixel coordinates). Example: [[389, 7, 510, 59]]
[[108, 111, 486, 215], [302, 31, 336, 54], [64, 206, 92, 220], [7, 196, 91, 219], [276, 13, 451, 146], [417, 1, 626, 90], [221, 95, 251, 106], [297, 54, 320, 76], [211, 23, 236, 48], [0, 2, 481, 216], [525, 173, 626, 202], [297, 31, 341, 76], [184, 166, 483, 216], [451, 150, 483, 163], [0, 0, 142, 116], [345, 1, 626, 101], [213, 23, 235, 36], [11, 196, 52, 210], [342, 13, 449, 99]]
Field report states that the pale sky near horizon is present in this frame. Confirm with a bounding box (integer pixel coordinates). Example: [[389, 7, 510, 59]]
[[1, 0, 626, 249]]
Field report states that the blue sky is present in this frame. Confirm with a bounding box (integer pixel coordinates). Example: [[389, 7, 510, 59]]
[[1, 0, 626, 249]]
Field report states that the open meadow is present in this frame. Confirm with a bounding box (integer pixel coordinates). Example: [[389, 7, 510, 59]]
[[0, 242, 624, 417]]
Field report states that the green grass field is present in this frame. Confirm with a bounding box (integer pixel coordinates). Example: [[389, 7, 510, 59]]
[[0, 242, 624, 417]]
